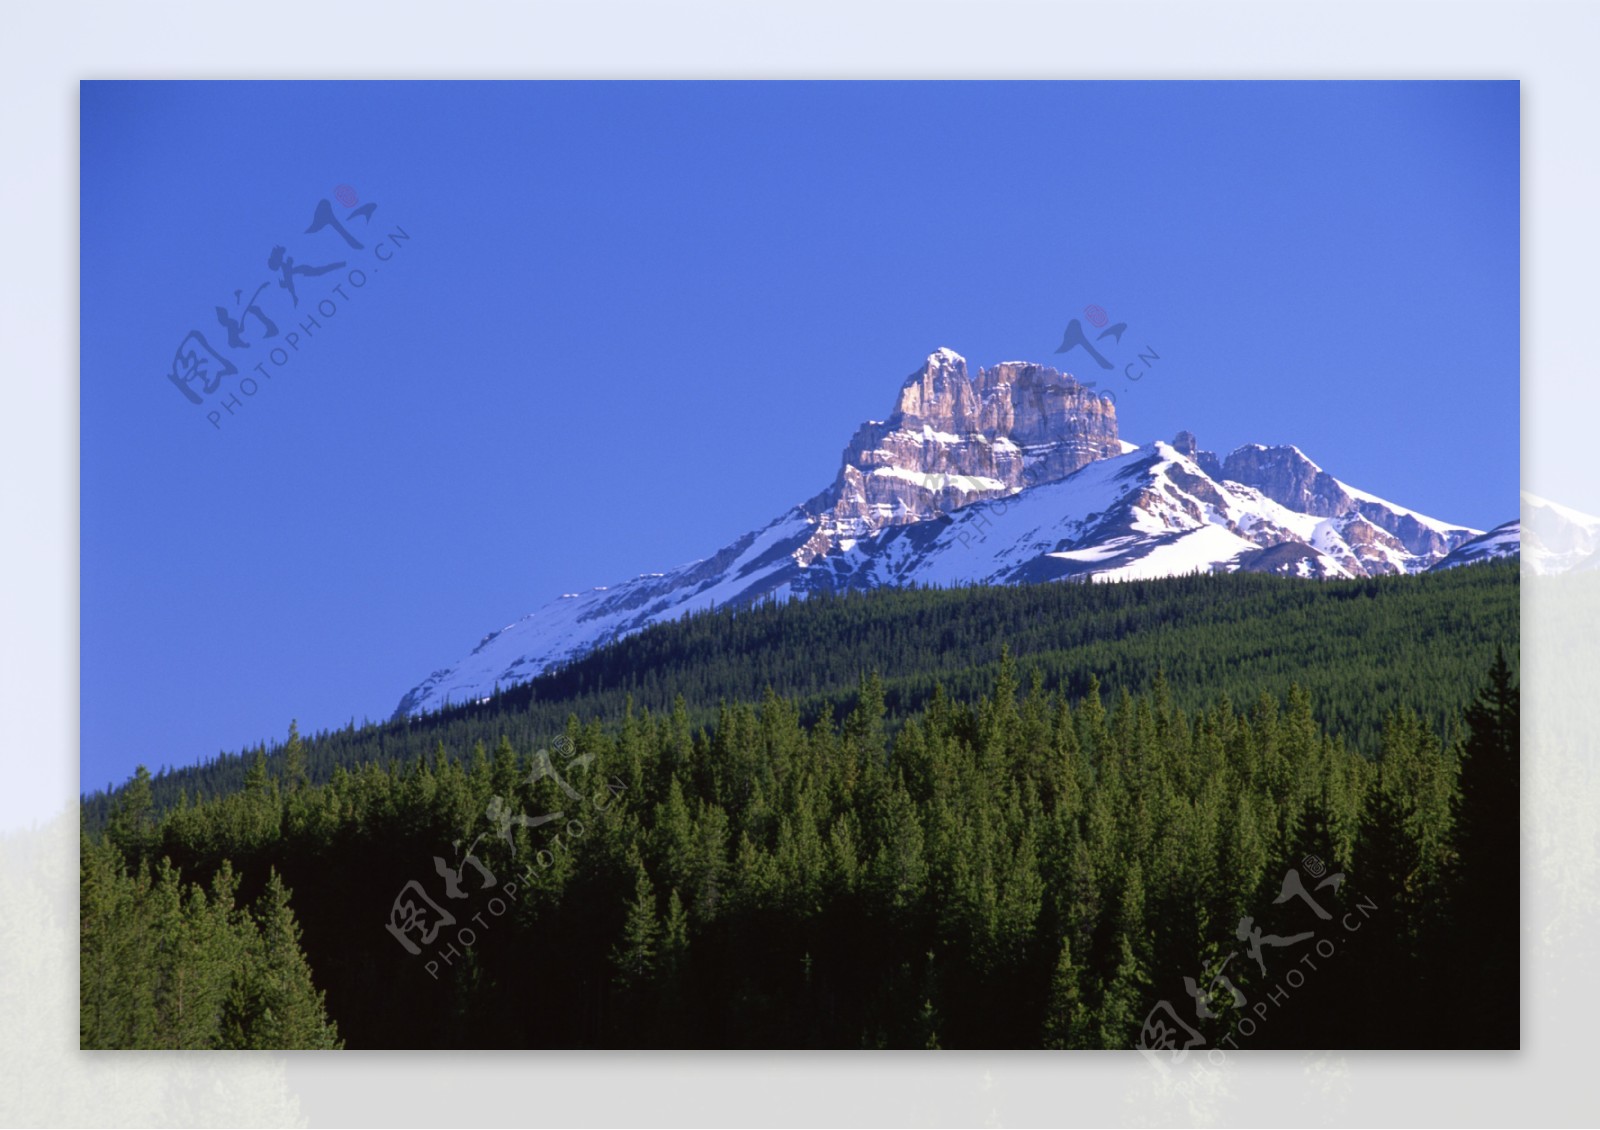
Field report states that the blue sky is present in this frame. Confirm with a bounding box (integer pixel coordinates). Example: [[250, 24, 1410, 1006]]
[[81, 80, 1519, 790]]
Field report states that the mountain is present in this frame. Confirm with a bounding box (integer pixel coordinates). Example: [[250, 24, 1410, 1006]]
[[1521, 493, 1600, 574], [1433, 520, 1521, 571], [797, 348, 1121, 562], [395, 348, 1508, 717]]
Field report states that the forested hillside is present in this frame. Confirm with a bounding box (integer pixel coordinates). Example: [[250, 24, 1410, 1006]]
[[83, 561, 1518, 827], [81, 563, 1518, 1049]]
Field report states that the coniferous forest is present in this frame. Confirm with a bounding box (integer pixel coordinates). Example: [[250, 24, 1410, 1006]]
[[80, 562, 1519, 1050]]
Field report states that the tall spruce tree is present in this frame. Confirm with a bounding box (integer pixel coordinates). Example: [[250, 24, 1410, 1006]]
[[1446, 650, 1520, 1045]]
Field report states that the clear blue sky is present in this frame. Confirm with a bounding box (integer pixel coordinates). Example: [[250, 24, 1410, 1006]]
[[81, 80, 1519, 791]]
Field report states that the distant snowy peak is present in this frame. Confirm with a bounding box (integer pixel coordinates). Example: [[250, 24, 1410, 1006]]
[[1431, 520, 1521, 571], [821, 439, 1366, 587], [393, 350, 1506, 718], [1521, 493, 1600, 574], [1422, 492, 1600, 574], [1155, 433, 1482, 576]]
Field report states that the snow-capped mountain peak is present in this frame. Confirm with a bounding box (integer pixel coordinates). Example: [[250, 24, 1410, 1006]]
[[1520, 493, 1600, 573], [392, 350, 1514, 717]]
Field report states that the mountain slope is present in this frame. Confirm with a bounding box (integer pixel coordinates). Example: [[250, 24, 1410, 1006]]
[[1521, 493, 1600, 574], [85, 559, 1520, 834], [395, 348, 1504, 718], [1433, 520, 1521, 571]]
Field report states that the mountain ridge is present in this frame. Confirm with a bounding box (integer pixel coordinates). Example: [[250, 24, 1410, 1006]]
[[394, 348, 1516, 718]]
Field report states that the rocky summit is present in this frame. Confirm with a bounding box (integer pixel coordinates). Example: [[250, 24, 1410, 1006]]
[[392, 348, 1519, 717], [797, 349, 1122, 562]]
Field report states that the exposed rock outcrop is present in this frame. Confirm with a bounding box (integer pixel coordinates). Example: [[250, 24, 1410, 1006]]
[[798, 348, 1120, 562]]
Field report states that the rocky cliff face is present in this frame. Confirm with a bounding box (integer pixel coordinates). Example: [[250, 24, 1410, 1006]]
[[1220, 443, 1459, 566], [797, 348, 1120, 562], [1171, 430, 1224, 479], [1222, 444, 1351, 518]]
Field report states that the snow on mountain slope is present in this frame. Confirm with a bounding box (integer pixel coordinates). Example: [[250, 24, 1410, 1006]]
[[800, 440, 1429, 591], [1522, 493, 1600, 574], [393, 350, 1501, 718], [393, 510, 818, 716], [1431, 520, 1521, 571]]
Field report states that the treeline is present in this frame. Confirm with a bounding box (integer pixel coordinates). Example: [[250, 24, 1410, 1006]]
[[82, 561, 1519, 828], [83, 646, 1518, 1049]]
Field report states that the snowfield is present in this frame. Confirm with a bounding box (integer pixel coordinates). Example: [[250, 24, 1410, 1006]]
[[394, 439, 1512, 718]]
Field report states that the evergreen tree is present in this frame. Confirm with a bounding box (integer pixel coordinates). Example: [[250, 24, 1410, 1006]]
[[1096, 934, 1149, 1050], [226, 870, 341, 1049], [106, 765, 154, 863], [282, 721, 309, 794], [611, 853, 661, 994], [1042, 937, 1090, 1049], [1446, 649, 1519, 1045]]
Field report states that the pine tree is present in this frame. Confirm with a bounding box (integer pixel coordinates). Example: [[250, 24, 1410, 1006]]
[[281, 721, 309, 794], [225, 869, 341, 1049], [661, 888, 690, 976], [868, 782, 926, 918], [1115, 859, 1150, 966], [1446, 649, 1519, 1045], [993, 830, 1044, 970], [844, 670, 888, 778], [611, 854, 660, 992], [106, 765, 155, 863], [651, 775, 695, 895], [239, 749, 280, 846], [1042, 937, 1090, 1049], [1064, 835, 1101, 975], [1452, 649, 1519, 893], [690, 801, 730, 922], [826, 810, 863, 896], [1096, 934, 1150, 1050], [659, 887, 692, 1042], [79, 835, 154, 1047]]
